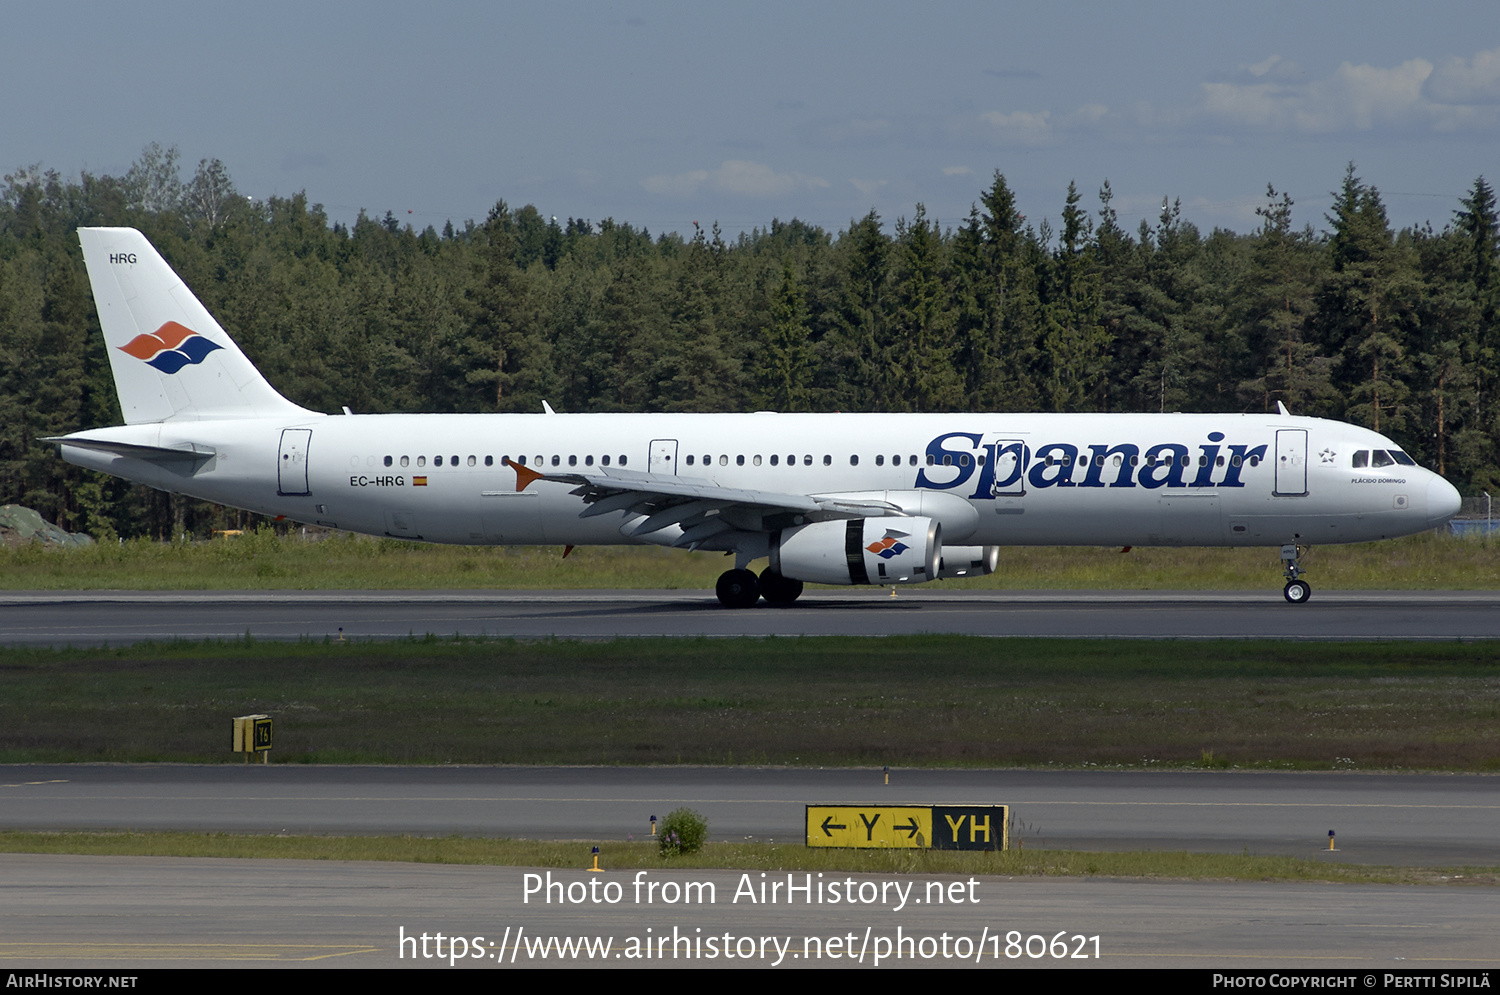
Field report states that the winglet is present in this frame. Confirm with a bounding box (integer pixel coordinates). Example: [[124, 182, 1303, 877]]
[[513, 460, 544, 492]]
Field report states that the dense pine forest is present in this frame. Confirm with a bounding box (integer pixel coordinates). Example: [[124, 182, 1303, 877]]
[[2, 145, 1497, 539]]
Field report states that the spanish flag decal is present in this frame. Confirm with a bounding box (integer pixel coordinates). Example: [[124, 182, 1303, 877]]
[[413, 476, 428, 487]]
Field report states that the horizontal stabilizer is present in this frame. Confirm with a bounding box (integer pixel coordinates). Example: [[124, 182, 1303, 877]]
[[43, 435, 216, 465]]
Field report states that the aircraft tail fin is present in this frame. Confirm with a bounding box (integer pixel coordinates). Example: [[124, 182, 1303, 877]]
[[78, 227, 314, 424]]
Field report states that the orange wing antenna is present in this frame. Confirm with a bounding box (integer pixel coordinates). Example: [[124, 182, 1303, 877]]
[[513, 461, 544, 492]]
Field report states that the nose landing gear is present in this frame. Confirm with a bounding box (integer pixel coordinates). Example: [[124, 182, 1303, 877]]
[[1281, 543, 1311, 604]]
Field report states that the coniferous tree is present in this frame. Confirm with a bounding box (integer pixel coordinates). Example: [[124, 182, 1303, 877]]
[[887, 205, 960, 411], [1238, 185, 1333, 414], [758, 261, 814, 410], [1319, 165, 1415, 434], [1038, 181, 1108, 411]]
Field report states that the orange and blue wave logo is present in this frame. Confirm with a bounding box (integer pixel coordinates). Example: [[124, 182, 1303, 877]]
[[866, 535, 909, 559], [118, 321, 222, 374]]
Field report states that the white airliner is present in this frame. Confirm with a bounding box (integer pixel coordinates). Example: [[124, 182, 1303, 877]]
[[50, 227, 1461, 607]]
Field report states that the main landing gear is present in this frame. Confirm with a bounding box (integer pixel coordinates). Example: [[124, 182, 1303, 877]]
[[714, 568, 805, 608], [1281, 543, 1311, 604]]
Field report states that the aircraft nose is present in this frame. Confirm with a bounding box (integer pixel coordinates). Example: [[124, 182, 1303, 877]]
[[1426, 473, 1461, 527]]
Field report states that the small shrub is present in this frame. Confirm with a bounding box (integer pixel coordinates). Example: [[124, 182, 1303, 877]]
[[658, 807, 708, 857]]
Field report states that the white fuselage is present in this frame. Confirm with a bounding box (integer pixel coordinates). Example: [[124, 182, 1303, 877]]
[[60, 410, 1460, 549]]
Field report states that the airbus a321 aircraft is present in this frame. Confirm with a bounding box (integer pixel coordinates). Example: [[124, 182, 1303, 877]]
[[50, 227, 1462, 607]]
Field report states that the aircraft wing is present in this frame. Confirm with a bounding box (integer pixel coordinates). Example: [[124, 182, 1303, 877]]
[[516, 464, 903, 547]]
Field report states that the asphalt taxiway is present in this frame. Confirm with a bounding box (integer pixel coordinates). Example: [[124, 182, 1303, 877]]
[[3, 765, 1499, 969], [4, 765, 1498, 865], [6, 855, 1497, 968], [4, 588, 1500, 644]]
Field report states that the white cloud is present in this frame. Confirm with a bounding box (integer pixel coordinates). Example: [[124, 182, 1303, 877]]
[[642, 160, 830, 199], [978, 109, 1055, 146], [1247, 55, 1283, 78], [1425, 47, 1500, 105], [849, 177, 887, 197], [1197, 51, 1497, 134], [1065, 103, 1110, 127]]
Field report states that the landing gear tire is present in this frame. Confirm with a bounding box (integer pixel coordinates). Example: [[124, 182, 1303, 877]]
[[1283, 580, 1311, 604], [716, 568, 761, 609], [758, 568, 804, 606]]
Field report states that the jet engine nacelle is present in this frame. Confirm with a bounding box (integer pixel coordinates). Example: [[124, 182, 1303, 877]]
[[772, 516, 940, 586], [936, 545, 1000, 579]]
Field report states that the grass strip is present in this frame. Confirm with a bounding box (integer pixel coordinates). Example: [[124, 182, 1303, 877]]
[[1, 831, 1493, 886], [2, 529, 1498, 591], [2, 636, 1499, 768]]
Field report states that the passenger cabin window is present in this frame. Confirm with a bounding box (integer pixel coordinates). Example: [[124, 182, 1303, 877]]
[[485, 456, 493, 466], [434, 456, 444, 467], [417, 456, 427, 467], [770, 455, 779, 466]]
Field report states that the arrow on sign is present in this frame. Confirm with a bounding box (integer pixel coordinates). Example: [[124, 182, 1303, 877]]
[[821, 816, 847, 837], [894, 817, 920, 838]]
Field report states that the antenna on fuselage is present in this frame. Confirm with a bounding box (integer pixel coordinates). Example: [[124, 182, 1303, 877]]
[[1277, 401, 1291, 416], [542, 400, 557, 415]]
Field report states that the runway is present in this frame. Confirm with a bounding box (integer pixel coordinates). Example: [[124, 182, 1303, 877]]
[[5, 588, 1500, 644]]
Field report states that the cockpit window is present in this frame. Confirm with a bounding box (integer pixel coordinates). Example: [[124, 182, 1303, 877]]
[[1371, 450, 1396, 468], [1389, 450, 1416, 466], [1352, 450, 1368, 468]]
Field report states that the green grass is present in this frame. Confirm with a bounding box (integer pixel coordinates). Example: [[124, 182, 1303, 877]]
[[2, 528, 1497, 591], [3, 636, 1498, 768], [0, 832, 1492, 885]]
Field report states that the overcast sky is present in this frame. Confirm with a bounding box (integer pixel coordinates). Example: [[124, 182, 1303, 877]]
[[4, 1, 1497, 242]]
